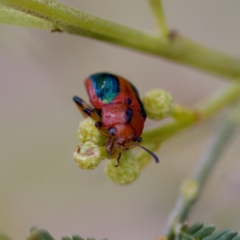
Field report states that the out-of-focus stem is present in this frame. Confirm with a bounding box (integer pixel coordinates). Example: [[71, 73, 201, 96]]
[[164, 101, 240, 237]]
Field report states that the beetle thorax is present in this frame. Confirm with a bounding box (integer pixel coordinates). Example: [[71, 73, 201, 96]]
[[101, 103, 145, 137]]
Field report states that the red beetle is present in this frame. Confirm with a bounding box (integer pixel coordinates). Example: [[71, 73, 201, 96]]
[[73, 72, 159, 166]]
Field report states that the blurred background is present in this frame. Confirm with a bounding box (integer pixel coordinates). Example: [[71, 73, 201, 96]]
[[1, 0, 240, 239]]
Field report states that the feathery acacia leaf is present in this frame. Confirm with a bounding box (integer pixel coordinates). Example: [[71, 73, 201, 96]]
[[178, 223, 239, 240]]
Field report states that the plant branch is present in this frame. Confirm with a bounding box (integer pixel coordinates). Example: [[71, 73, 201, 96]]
[[0, 4, 56, 30], [148, 0, 168, 37], [164, 101, 240, 237], [142, 82, 240, 144], [0, 0, 240, 79]]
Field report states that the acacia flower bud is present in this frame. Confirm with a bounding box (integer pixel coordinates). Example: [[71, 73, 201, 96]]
[[73, 142, 107, 170], [181, 179, 199, 201], [77, 117, 106, 146], [104, 152, 141, 184], [143, 89, 173, 120]]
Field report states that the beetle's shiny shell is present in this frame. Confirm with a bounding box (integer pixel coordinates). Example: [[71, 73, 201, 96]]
[[85, 73, 146, 118], [85, 72, 147, 140]]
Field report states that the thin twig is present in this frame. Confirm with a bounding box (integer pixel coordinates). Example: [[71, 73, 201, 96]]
[[148, 0, 168, 37], [164, 101, 240, 237]]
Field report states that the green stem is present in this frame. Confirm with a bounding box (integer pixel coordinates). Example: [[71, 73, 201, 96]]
[[0, 5, 56, 30], [0, 0, 240, 79], [165, 101, 240, 237], [148, 0, 168, 37], [142, 82, 240, 144]]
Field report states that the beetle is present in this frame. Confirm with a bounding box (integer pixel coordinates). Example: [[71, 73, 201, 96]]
[[73, 72, 159, 166]]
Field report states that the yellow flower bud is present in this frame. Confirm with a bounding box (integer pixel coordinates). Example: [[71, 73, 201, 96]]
[[73, 142, 107, 170], [143, 89, 173, 120], [181, 179, 199, 201], [77, 117, 106, 146], [105, 152, 141, 184]]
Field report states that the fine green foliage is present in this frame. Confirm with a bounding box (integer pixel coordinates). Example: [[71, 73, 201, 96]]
[[63, 234, 108, 240], [25, 228, 109, 240], [62, 235, 85, 240], [178, 223, 240, 240], [26, 227, 54, 240], [17, 224, 240, 240]]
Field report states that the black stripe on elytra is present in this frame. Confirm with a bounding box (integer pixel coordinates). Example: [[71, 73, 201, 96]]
[[126, 107, 133, 123], [126, 98, 132, 105], [128, 82, 147, 118]]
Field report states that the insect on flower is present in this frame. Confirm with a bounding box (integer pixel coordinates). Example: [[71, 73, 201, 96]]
[[73, 72, 159, 166]]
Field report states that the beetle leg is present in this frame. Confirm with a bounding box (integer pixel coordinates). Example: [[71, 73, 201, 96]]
[[105, 138, 121, 167], [125, 142, 139, 150], [115, 152, 122, 167], [95, 122, 111, 138], [106, 137, 116, 155], [73, 96, 101, 121]]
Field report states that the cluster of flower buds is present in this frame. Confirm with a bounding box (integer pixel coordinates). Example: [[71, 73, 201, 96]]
[[73, 89, 177, 184]]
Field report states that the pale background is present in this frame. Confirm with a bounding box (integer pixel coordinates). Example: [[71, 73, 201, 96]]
[[0, 1, 240, 239]]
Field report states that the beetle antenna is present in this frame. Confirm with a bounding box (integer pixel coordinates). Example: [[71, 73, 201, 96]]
[[138, 145, 160, 163]]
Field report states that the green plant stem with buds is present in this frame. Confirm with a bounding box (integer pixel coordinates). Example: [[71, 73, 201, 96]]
[[165, 101, 240, 238], [142, 82, 240, 144], [1, 0, 240, 79]]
